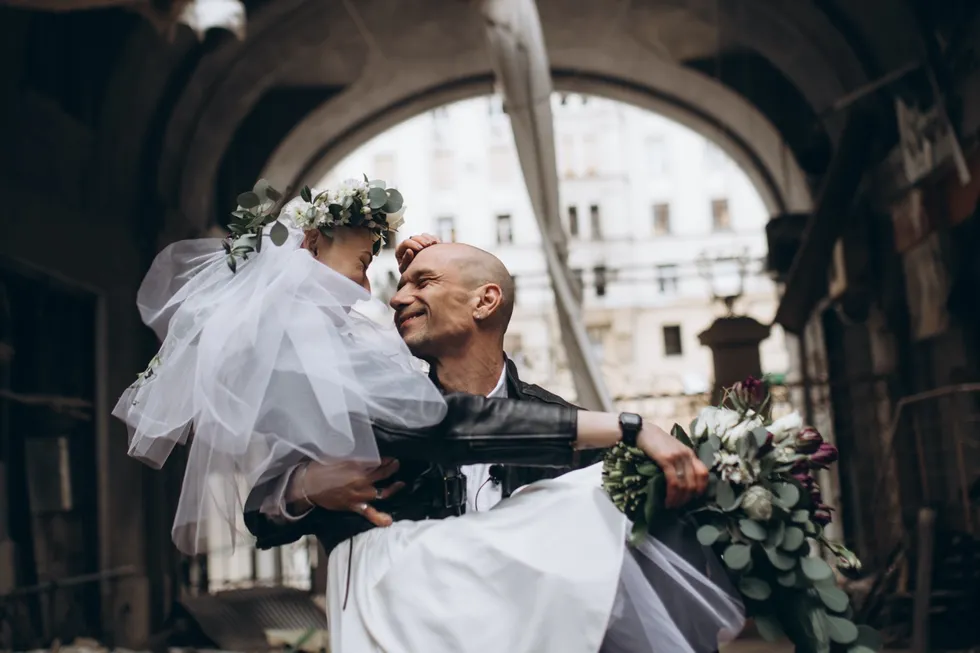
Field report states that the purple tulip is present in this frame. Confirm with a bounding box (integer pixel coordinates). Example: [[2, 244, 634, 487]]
[[795, 427, 823, 454], [813, 504, 834, 526], [732, 376, 768, 412], [810, 488, 823, 507], [809, 442, 840, 469]]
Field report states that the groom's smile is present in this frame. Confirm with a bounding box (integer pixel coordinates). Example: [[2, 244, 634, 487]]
[[396, 308, 426, 332], [390, 245, 485, 359]]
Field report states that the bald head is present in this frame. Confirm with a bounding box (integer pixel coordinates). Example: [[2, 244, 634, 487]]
[[390, 242, 516, 358], [439, 243, 516, 329]]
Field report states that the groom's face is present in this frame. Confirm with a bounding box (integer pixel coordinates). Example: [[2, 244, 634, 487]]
[[390, 247, 477, 358]]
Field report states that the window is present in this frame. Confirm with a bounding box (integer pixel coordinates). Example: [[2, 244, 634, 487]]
[[646, 136, 667, 175], [587, 326, 608, 362], [496, 214, 513, 244], [373, 152, 396, 185], [589, 204, 602, 240], [570, 268, 584, 294], [436, 216, 456, 243], [559, 134, 576, 177], [652, 203, 671, 236], [656, 264, 679, 294], [567, 206, 579, 237], [489, 146, 513, 184], [583, 135, 599, 176], [711, 198, 732, 231], [432, 150, 455, 189], [594, 265, 608, 297], [662, 325, 683, 357]]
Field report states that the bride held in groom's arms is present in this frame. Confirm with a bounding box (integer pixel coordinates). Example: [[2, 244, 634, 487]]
[[114, 177, 744, 653]]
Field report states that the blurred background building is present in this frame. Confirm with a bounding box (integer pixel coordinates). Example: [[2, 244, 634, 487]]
[[1, 0, 979, 650], [324, 94, 790, 424]]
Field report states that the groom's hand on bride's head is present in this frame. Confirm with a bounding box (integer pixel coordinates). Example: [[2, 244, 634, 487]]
[[300, 458, 406, 528], [395, 233, 441, 273]]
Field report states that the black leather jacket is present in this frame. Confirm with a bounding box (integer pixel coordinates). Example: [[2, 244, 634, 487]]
[[244, 358, 600, 555]]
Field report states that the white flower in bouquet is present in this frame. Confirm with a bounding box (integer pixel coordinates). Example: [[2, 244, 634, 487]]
[[601, 376, 878, 653], [773, 445, 797, 464], [714, 451, 757, 485], [719, 412, 764, 451], [741, 485, 774, 521], [767, 410, 803, 443], [693, 406, 741, 442]]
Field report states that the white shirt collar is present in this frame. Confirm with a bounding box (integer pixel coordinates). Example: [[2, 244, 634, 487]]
[[488, 364, 508, 398]]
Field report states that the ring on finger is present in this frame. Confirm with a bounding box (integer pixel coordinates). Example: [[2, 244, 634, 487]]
[[675, 466, 686, 479], [374, 488, 384, 501], [353, 502, 369, 514]]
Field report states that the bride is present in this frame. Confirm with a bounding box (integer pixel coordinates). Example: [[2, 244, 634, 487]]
[[114, 177, 744, 653]]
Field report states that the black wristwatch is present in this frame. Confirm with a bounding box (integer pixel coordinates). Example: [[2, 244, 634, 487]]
[[618, 412, 643, 447]]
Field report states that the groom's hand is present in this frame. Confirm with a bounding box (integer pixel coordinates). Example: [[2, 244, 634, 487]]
[[637, 426, 709, 509], [395, 233, 441, 272], [298, 458, 406, 527]]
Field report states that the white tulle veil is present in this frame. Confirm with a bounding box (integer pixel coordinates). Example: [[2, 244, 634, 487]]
[[113, 210, 447, 555]]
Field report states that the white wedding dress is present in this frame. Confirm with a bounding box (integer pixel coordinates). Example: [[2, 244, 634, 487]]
[[327, 462, 744, 653], [113, 219, 745, 653]]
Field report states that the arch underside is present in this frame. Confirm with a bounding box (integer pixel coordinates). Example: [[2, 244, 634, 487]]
[[146, 0, 845, 409], [148, 0, 888, 235]]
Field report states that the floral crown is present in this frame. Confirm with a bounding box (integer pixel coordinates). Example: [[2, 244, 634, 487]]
[[220, 175, 406, 273], [286, 175, 406, 255]]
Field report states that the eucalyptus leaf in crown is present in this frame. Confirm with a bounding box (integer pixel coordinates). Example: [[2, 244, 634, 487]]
[[224, 178, 288, 273], [602, 377, 880, 653], [281, 174, 407, 255]]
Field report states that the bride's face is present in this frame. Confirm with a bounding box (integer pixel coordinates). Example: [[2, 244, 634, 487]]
[[304, 227, 374, 292]]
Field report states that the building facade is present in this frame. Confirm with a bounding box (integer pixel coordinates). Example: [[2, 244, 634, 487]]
[[323, 94, 790, 426]]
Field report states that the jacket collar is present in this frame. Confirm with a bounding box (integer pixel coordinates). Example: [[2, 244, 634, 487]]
[[503, 356, 527, 399], [427, 354, 526, 398]]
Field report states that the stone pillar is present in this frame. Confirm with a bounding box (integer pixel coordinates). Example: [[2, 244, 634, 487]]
[[698, 316, 771, 405]]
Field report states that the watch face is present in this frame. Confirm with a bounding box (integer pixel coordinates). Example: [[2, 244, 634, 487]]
[[621, 413, 642, 430]]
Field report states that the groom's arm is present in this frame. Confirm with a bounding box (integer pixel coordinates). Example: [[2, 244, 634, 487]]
[[372, 393, 581, 467], [244, 470, 318, 547], [244, 393, 584, 547]]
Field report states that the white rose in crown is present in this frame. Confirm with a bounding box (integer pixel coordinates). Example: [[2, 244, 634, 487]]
[[387, 206, 407, 232]]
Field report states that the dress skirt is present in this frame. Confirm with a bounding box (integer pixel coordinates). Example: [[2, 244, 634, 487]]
[[326, 464, 745, 653]]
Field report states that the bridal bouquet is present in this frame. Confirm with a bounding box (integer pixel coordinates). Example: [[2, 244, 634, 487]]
[[602, 377, 881, 653]]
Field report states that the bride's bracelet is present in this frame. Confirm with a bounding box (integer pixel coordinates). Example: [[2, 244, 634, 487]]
[[297, 462, 314, 510]]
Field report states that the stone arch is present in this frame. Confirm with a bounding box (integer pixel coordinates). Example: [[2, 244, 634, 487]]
[[149, 0, 880, 236], [264, 69, 813, 218]]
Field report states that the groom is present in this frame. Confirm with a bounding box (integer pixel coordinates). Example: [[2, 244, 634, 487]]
[[245, 234, 706, 551]]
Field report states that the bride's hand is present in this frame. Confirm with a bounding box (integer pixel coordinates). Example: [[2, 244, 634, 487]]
[[636, 425, 708, 509], [298, 458, 406, 527], [395, 233, 441, 272]]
